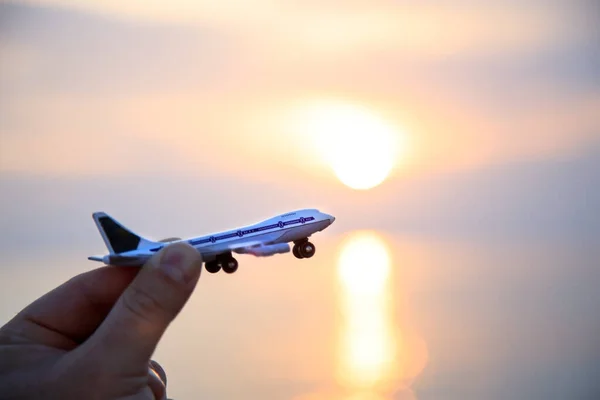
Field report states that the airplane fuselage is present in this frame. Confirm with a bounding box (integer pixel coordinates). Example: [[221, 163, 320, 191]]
[[90, 208, 335, 272], [150, 209, 334, 262]]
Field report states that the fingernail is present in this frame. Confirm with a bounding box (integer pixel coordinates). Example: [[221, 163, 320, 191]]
[[158, 244, 201, 284]]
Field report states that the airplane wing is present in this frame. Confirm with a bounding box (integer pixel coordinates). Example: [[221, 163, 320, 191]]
[[89, 240, 291, 266], [87, 253, 152, 266]]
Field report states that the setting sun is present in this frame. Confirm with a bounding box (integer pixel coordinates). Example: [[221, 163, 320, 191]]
[[293, 101, 404, 190]]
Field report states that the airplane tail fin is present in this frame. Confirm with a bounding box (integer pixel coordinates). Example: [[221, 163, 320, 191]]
[[93, 212, 159, 254]]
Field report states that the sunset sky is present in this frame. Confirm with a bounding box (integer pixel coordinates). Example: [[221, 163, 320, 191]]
[[1, 2, 599, 399], [2, 0, 599, 179], [1, 0, 599, 247]]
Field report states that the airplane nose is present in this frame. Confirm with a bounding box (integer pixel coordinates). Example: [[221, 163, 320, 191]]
[[325, 214, 336, 224]]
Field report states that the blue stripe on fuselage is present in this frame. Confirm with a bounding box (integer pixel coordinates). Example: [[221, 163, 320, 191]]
[[188, 216, 314, 246], [149, 216, 316, 252]]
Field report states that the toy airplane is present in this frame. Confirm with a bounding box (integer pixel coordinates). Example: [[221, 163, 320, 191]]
[[88, 209, 335, 273]]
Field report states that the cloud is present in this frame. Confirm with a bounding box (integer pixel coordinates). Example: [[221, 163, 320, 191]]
[[1, 1, 598, 179], [2, 138, 599, 257], [0, 3, 239, 97]]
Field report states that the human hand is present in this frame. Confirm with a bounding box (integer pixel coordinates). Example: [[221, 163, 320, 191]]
[[0, 242, 202, 399]]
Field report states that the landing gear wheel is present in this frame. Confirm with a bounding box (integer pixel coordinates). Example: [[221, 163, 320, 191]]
[[298, 241, 315, 258], [205, 261, 221, 274], [293, 245, 303, 259], [222, 257, 239, 274]]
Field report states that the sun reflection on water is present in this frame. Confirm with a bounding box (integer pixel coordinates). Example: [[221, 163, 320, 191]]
[[335, 231, 426, 399]]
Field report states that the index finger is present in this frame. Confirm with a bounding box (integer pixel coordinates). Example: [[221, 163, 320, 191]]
[[2, 266, 139, 348]]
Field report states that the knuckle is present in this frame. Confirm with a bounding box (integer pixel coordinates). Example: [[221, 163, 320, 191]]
[[122, 285, 170, 324]]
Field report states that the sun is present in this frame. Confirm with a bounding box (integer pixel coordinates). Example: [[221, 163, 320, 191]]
[[298, 101, 402, 190]]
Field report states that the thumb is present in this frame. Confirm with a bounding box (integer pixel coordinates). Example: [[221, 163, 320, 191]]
[[84, 242, 202, 370]]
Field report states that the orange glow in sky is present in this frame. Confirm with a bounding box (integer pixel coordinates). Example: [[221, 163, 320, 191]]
[[288, 100, 406, 190], [1, 2, 598, 399], [2, 1, 598, 185]]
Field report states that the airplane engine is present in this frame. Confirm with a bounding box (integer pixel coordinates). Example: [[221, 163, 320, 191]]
[[236, 243, 291, 256]]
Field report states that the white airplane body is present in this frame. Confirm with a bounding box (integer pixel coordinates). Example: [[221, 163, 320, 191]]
[[88, 209, 335, 273]]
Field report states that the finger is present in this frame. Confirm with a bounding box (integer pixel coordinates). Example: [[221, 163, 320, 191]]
[[84, 242, 202, 370], [1, 266, 139, 349]]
